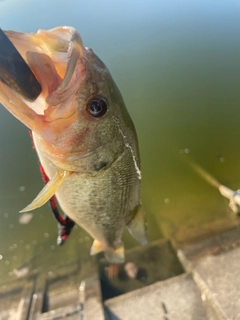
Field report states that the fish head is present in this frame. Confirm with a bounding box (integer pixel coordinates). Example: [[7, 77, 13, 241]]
[[0, 27, 135, 172]]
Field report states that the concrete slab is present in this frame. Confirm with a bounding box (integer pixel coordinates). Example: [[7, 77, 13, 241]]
[[16, 281, 34, 320], [99, 239, 184, 301], [104, 273, 209, 320], [80, 275, 105, 320], [36, 304, 82, 320], [178, 228, 240, 320]]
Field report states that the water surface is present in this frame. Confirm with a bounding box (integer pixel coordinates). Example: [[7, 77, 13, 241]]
[[1, 0, 240, 286]]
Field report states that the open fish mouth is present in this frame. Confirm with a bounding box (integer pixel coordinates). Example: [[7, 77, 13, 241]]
[[0, 28, 42, 101], [0, 27, 86, 131]]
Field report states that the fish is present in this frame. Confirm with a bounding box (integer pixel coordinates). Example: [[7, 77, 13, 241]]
[[0, 27, 147, 263]]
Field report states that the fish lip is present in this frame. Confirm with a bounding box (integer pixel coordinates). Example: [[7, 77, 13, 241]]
[[42, 27, 86, 107], [49, 27, 85, 92]]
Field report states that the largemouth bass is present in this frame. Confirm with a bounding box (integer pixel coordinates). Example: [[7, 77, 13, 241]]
[[0, 27, 147, 263]]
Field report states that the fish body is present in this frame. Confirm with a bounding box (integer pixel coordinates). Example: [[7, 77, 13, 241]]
[[0, 27, 147, 262]]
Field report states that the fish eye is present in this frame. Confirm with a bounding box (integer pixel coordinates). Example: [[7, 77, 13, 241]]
[[86, 96, 107, 118]]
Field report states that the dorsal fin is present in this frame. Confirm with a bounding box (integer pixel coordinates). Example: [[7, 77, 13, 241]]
[[20, 170, 71, 213]]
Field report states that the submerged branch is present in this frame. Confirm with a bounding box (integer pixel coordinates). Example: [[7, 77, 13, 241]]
[[183, 155, 240, 215]]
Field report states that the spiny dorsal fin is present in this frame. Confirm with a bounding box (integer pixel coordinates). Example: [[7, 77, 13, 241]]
[[20, 170, 71, 213]]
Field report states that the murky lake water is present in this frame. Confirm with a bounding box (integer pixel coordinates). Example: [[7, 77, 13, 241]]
[[1, 0, 240, 287]]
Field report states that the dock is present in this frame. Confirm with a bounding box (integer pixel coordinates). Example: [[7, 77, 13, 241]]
[[1, 225, 240, 319]]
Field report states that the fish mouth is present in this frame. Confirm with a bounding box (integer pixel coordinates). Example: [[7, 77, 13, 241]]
[[0, 27, 86, 130]]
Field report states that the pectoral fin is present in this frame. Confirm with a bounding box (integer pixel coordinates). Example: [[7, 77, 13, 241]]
[[127, 204, 148, 246], [20, 170, 71, 213]]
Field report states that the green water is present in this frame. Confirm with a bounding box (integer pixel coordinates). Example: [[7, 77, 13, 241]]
[[1, 0, 240, 285]]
